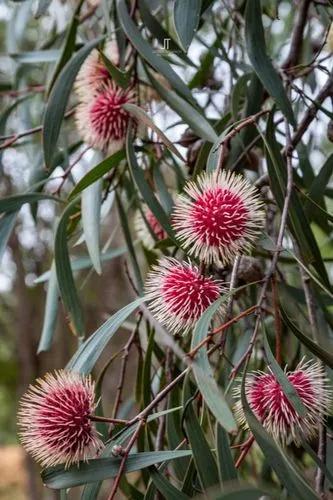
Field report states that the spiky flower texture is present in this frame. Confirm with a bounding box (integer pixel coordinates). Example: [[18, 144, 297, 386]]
[[145, 257, 223, 335], [172, 171, 265, 266], [18, 370, 103, 468], [234, 360, 332, 446], [76, 82, 135, 154]]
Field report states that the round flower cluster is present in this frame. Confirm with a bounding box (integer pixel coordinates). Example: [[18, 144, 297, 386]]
[[143, 170, 265, 334], [18, 370, 103, 468], [233, 359, 333, 446], [75, 41, 135, 155]]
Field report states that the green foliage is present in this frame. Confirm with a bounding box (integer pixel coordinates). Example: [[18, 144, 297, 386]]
[[1, 0, 333, 498]]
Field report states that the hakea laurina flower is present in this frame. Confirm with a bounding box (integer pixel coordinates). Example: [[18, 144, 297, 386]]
[[75, 41, 119, 99], [233, 359, 333, 446], [172, 171, 265, 266], [145, 257, 224, 335], [18, 370, 103, 468], [135, 206, 168, 249], [75, 82, 135, 154]]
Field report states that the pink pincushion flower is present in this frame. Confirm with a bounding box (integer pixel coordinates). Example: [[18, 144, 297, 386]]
[[18, 370, 103, 468], [75, 41, 119, 100], [172, 171, 265, 266], [234, 359, 333, 446], [75, 82, 135, 154], [145, 257, 224, 335], [135, 206, 168, 249]]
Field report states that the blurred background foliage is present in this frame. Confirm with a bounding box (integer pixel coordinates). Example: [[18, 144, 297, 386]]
[[0, 0, 333, 499]]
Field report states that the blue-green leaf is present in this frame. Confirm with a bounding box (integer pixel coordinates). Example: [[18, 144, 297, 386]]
[[191, 297, 237, 433], [81, 178, 102, 275], [173, 0, 202, 52], [245, 0, 295, 125], [37, 261, 59, 353], [43, 36, 104, 168], [67, 297, 145, 374]]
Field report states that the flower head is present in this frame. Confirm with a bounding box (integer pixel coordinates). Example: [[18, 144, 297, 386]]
[[18, 370, 103, 468], [172, 171, 265, 266], [75, 41, 119, 100], [145, 257, 224, 335], [135, 206, 168, 249], [233, 359, 333, 446], [75, 82, 135, 154]]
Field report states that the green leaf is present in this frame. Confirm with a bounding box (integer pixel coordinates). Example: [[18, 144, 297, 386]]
[[173, 0, 202, 52], [42, 450, 192, 489], [149, 466, 189, 500], [138, 0, 194, 67], [10, 49, 60, 63], [47, 0, 84, 93], [245, 0, 295, 125], [123, 103, 185, 161], [216, 424, 238, 485], [99, 50, 130, 88], [68, 150, 125, 200], [0, 212, 17, 261], [82, 407, 183, 500], [81, 178, 102, 275], [214, 485, 272, 499], [67, 297, 145, 374], [183, 374, 220, 490], [191, 297, 237, 433], [116, 193, 144, 294], [280, 308, 333, 369], [263, 327, 307, 416], [263, 116, 331, 290], [146, 68, 218, 143], [241, 367, 318, 499], [116, 0, 193, 102], [126, 128, 176, 240], [43, 36, 104, 168], [55, 198, 85, 336], [34, 246, 129, 283], [0, 193, 63, 214], [37, 261, 59, 353]]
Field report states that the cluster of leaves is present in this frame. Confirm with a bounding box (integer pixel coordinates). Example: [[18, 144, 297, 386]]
[[1, 0, 333, 498]]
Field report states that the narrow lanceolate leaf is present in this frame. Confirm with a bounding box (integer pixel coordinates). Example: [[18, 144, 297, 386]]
[[149, 466, 189, 500], [191, 298, 237, 433], [214, 485, 272, 499], [245, 0, 295, 125], [0, 211, 17, 261], [116, 0, 193, 103], [99, 51, 130, 89], [280, 308, 333, 369], [116, 194, 144, 295], [47, 0, 84, 94], [68, 150, 125, 200], [216, 424, 238, 485], [241, 368, 318, 500], [183, 375, 220, 490], [67, 297, 145, 374], [126, 128, 175, 240], [263, 327, 307, 416], [173, 0, 202, 52], [81, 178, 102, 275], [138, 0, 194, 67], [42, 450, 192, 489], [10, 49, 60, 63], [55, 198, 85, 336], [35, 246, 129, 284], [146, 68, 218, 143], [37, 261, 59, 354], [264, 116, 331, 290], [123, 103, 184, 161], [43, 36, 104, 168], [0, 193, 63, 214]]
